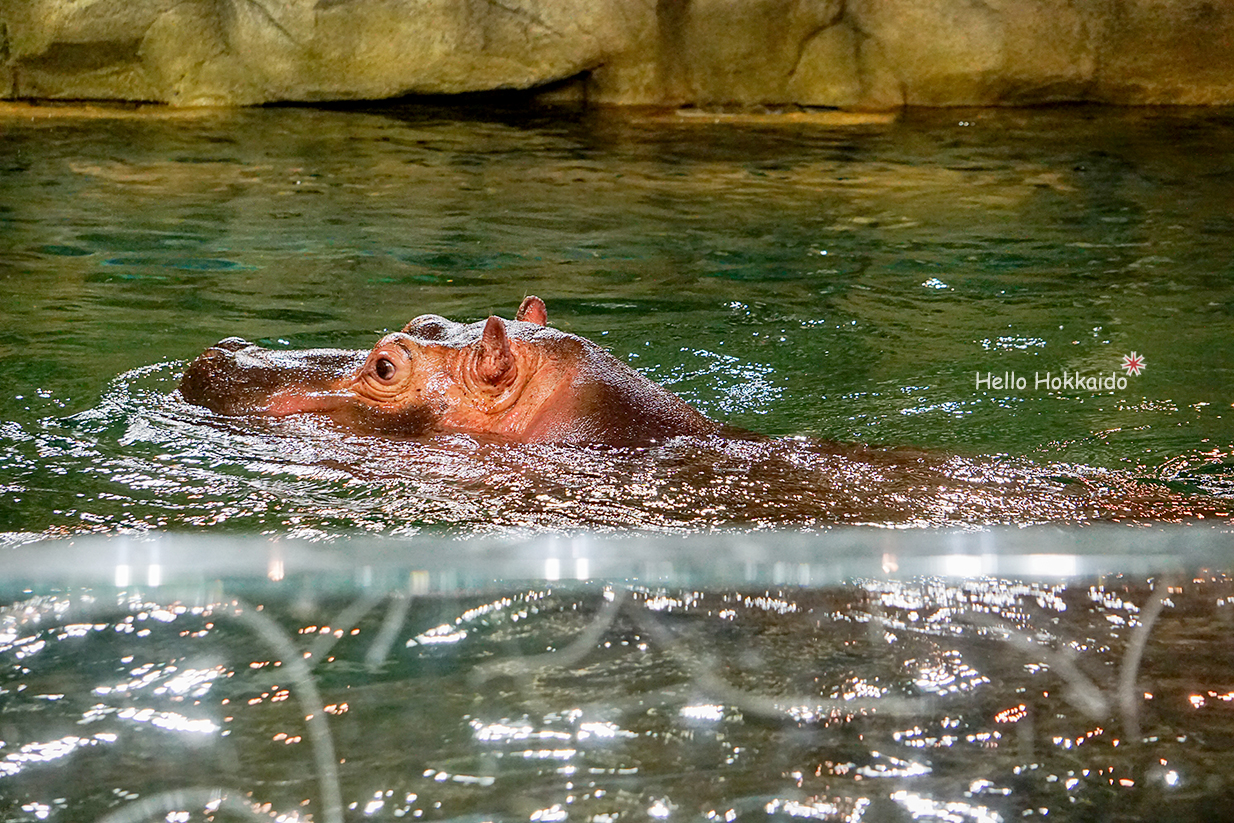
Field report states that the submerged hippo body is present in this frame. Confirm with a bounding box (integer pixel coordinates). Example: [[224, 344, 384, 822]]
[[180, 296, 719, 445]]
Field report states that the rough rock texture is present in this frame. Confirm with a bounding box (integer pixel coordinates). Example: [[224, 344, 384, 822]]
[[2, 0, 1234, 108]]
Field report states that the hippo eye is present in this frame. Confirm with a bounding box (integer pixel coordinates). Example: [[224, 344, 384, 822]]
[[374, 357, 397, 382]]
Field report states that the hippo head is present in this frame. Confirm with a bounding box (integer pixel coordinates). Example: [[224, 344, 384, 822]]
[[179, 296, 717, 445]]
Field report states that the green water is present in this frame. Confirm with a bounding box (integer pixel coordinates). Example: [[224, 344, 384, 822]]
[[1, 104, 1233, 537]]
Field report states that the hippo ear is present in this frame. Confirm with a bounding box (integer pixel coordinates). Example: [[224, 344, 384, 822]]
[[516, 295, 548, 326], [477, 316, 514, 382]]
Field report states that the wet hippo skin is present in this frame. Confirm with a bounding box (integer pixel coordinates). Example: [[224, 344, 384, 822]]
[[179, 296, 720, 446]]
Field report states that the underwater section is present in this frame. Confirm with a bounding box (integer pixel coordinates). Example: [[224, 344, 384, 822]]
[[2, 530, 1234, 822]]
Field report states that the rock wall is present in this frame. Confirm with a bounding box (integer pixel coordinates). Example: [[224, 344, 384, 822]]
[[2, 0, 1233, 108]]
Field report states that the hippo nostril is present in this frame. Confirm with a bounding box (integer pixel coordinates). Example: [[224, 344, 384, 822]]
[[213, 337, 252, 352]]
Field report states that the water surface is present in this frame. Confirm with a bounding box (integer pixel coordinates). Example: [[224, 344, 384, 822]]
[[1, 104, 1232, 537], [2, 532, 1233, 823]]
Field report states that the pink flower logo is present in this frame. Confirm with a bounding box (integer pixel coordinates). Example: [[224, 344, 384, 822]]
[[1121, 351, 1146, 376]]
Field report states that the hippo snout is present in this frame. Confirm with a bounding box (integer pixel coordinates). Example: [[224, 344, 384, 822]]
[[179, 342, 368, 417], [180, 338, 258, 405], [180, 344, 251, 414]]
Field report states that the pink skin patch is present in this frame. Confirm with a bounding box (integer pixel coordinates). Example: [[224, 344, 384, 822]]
[[263, 391, 354, 417]]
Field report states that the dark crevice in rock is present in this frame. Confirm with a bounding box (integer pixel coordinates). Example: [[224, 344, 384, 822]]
[[20, 39, 144, 74], [238, 0, 303, 47], [787, 0, 847, 83], [655, 0, 691, 104], [273, 71, 595, 114]]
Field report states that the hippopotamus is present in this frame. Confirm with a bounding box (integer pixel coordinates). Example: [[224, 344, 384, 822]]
[[179, 296, 720, 445]]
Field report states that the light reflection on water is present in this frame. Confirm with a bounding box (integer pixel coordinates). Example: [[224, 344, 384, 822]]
[[2, 534, 1234, 821], [0, 103, 1232, 822], [1, 106, 1233, 540], [0, 360, 1226, 544]]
